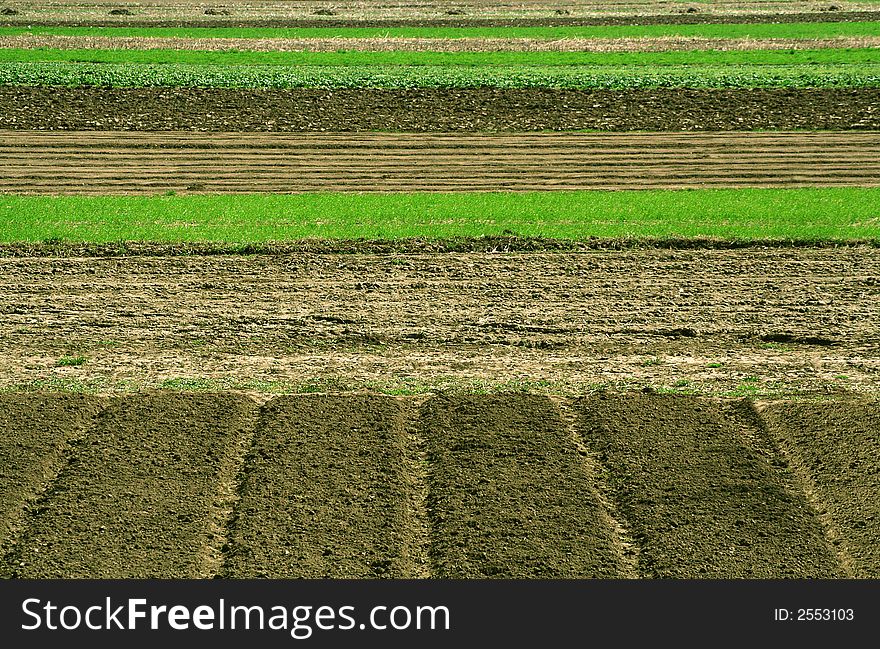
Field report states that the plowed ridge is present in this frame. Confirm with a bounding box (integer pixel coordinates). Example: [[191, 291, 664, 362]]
[[2, 131, 879, 194], [1, 393, 876, 579]]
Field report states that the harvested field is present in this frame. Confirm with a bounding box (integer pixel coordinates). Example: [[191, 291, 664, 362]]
[[5, 34, 880, 52], [2, 86, 876, 132], [0, 393, 875, 578], [0, 249, 878, 396], [4, 9, 880, 29], [2, 131, 878, 194]]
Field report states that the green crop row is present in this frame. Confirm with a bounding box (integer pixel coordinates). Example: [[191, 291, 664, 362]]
[[3, 22, 880, 39], [2, 47, 878, 67], [2, 62, 877, 88], [1, 189, 877, 244]]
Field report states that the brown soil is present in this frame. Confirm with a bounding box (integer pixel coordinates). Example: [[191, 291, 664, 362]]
[[3, 87, 877, 132], [0, 393, 258, 578], [5, 34, 879, 52], [0, 237, 876, 258], [761, 400, 880, 577], [422, 394, 622, 577], [0, 392, 876, 578], [4, 11, 880, 28], [3, 130, 877, 194], [576, 394, 843, 577], [0, 394, 104, 558], [1, 249, 878, 397], [222, 394, 418, 578]]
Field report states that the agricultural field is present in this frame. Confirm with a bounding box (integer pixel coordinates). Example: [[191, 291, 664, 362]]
[[0, 392, 877, 577], [0, 0, 878, 579]]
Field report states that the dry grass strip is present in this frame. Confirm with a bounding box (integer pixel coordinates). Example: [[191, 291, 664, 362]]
[[1, 34, 878, 52]]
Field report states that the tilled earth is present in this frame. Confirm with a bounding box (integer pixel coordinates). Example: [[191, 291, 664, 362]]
[[0, 392, 876, 578], [0, 249, 878, 395], [2, 87, 878, 132]]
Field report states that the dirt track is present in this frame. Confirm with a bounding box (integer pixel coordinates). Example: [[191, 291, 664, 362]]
[[1, 248, 878, 395], [2, 131, 879, 193], [0, 392, 876, 578], [3, 87, 878, 132]]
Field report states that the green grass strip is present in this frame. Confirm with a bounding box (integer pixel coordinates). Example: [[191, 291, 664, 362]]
[[2, 61, 877, 88], [1, 189, 877, 243], [4, 22, 880, 39], [2, 47, 878, 66]]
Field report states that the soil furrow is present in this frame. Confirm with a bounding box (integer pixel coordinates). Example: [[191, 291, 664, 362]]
[[575, 393, 844, 578], [3, 393, 257, 578], [758, 399, 880, 578], [421, 394, 623, 578], [2, 87, 876, 132], [0, 394, 106, 571], [222, 394, 416, 578], [550, 395, 640, 578], [196, 397, 263, 579]]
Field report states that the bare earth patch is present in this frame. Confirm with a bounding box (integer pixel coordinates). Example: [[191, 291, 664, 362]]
[[0, 392, 876, 577], [0, 248, 877, 397], [3, 34, 880, 52], [2, 87, 878, 132], [2, 1, 880, 27]]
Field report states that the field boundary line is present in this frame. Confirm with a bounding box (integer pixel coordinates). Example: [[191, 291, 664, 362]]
[[745, 399, 857, 578], [0, 397, 108, 577], [199, 394, 262, 579], [550, 395, 640, 579]]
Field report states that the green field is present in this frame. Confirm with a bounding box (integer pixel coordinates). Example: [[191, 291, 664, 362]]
[[2, 47, 877, 67], [3, 22, 880, 39], [2, 61, 876, 88], [1, 188, 877, 244]]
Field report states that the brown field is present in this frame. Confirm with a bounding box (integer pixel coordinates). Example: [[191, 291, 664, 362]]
[[0, 392, 876, 578], [2, 131, 879, 193], [2, 1, 879, 27], [4, 87, 877, 132], [1, 248, 878, 396], [1, 0, 878, 583]]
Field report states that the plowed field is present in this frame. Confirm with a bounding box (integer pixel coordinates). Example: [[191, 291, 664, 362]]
[[0, 393, 876, 578], [1, 248, 878, 395], [2, 131, 879, 193], [3, 87, 878, 132]]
